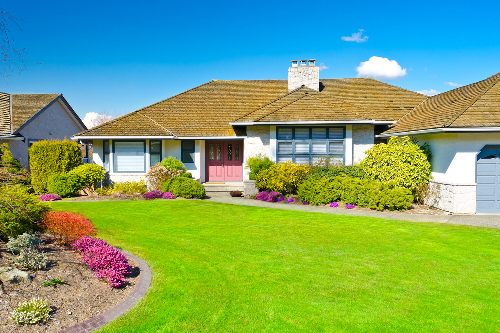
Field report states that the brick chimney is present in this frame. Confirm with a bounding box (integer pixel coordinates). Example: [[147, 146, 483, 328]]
[[288, 59, 319, 92]]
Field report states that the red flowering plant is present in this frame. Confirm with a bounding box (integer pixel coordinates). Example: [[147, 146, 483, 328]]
[[41, 211, 97, 246]]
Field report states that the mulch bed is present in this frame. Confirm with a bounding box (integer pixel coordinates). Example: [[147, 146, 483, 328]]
[[0, 236, 140, 332]]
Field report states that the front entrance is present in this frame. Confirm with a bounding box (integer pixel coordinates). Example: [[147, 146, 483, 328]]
[[206, 141, 243, 182], [476, 146, 500, 213]]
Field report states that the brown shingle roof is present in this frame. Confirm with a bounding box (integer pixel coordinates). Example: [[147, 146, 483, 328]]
[[76, 78, 426, 138], [11, 94, 60, 132], [385, 72, 500, 134], [0, 92, 10, 136]]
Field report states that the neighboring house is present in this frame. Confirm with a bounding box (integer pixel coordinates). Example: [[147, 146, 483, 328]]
[[380, 72, 500, 214], [72, 59, 500, 214], [0, 93, 87, 168]]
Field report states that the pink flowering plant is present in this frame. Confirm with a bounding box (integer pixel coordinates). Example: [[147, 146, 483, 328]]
[[266, 191, 283, 202], [162, 192, 176, 199], [38, 194, 61, 201], [345, 204, 356, 209], [144, 190, 176, 200], [330, 202, 339, 208], [72, 236, 132, 288], [255, 191, 268, 201]]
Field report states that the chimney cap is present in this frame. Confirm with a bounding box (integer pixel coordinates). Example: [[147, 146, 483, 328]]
[[291, 60, 299, 67], [300, 60, 307, 67]]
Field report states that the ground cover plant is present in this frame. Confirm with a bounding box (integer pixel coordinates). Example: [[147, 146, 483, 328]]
[[52, 200, 500, 332]]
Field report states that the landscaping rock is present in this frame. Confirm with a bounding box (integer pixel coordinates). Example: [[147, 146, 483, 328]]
[[0, 267, 32, 285]]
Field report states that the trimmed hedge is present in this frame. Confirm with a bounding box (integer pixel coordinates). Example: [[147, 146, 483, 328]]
[[161, 177, 205, 199], [69, 164, 105, 193], [307, 165, 367, 180], [47, 173, 84, 197], [298, 176, 413, 211], [29, 140, 82, 194]]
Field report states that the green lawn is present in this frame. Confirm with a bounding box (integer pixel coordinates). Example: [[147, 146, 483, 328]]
[[52, 200, 500, 332]]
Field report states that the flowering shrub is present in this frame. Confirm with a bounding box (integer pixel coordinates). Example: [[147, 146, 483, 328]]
[[345, 204, 355, 209], [266, 191, 283, 202], [144, 190, 164, 200], [10, 298, 50, 325], [41, 211, 97, 246], [277, 197, 284, 202], [287, 198, 294, 203], [73, 236, 131, 287], [162, 192, 176, 199], [7, 233, 41, 254], [145, 165, 184, 191], [256, 161, 309, 195], [255, 191, 268, 200], [37, 194, 61, 202], [330, 202, 339, 208]]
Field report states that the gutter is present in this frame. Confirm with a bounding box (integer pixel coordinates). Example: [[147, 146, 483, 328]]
[[230, 120, 395, 126], [0, 135, 25, 140], [377, 127, 500, 137], [72, 135, 247, 140]]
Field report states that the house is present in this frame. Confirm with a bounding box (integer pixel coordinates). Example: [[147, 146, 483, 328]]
[[379, 72, 500, 214], [72, 60, 500, 214], [0, 93, 87, 168]]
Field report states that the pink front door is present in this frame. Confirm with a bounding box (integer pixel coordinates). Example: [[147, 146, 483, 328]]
[[206, 141, 243, 182]]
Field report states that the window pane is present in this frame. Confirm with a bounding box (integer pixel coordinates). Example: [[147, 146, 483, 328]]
[[227, 144, 232, 161], [329, 141, 344, 154], [277, 155, 293, 163], [235, 144, 240, 161], [150, 141, 161, 154], [330, 155, 344, 164], [209, 144, 214, 161], [295, 141, 309, 154], [312, 141, 327, 154], [183, 141, 195, 150], [329, 127, 344, 139], [114, 142, 144, 172], [295, 128, 309, 140], [312, 128, 327, 139], [183, 151, 194, 163], [277, 128, 292, 140], [295, 155, 310, 165], [150, 154, 161, 166], [216, 144, 222, 161], [278, 142, 292, 154], [104, 140, 110, 153]]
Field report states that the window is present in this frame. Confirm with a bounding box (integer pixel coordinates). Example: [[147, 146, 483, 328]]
[[113, 141, 145, 172], [276, 127, 345, 164], [150, 140, 162, 166], [103, 140, 110, 172], [181, 140, 195, 163]]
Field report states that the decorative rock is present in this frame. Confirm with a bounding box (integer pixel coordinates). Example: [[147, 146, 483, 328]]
[[0, 267, 32, 285]]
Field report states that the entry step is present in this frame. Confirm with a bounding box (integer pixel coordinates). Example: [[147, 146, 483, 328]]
[[203, 182, 244, 192]]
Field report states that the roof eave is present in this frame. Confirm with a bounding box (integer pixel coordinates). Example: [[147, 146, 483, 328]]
[[378, 127, 500, 137], [231, 120, 395, 126]]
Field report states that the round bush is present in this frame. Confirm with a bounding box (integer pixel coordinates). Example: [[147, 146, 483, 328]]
[[361, 136, 432, 190], [47, 173, 84, 197], [10, 298, 51, 325], [256, 161, 309, 195], [161, 177, 205, 199], [69, 164, 105, 192]]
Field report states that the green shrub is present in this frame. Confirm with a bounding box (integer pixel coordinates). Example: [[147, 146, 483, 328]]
[[361, 136, 432, 191], [69, 164, 105, 193], [161, 177, 205, 199], [95, 186, 114, 196], [0, 186, 50, 238], [256, 161, 309, 195], [0, 143, 30, 186], [112, 180, 148, 194], [298, 176, 413, 211], [180, 172, 193, 178], [7, 233, 41, 254], [29, 140, 82, 193], [1, 143, 22, 173], [246, 153, 275, 180], [160, 156, 187, 171], [10, 298, 51, 325], [47, 173, 84, 197], [9, 248, 48, 270], [307, 165, 367, 180]]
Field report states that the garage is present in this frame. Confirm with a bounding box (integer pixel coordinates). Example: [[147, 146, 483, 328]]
[[476, 145, 500, 213]]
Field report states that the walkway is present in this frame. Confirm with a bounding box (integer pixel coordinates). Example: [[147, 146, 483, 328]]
[[206, 194, 500, 228]]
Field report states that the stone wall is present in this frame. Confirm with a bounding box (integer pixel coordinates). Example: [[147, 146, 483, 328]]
[[352, 125, 374, 164], [425, 180, 476, 214], [243, 126, 271, 180], [288, 65, 319, 92]]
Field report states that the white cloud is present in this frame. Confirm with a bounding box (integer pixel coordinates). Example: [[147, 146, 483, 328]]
[[444, 81, 461, 87], [356, 56, 407, 81], [318, 63, 328, 71], [417, 89, 440, 96], [83, 112, 113, 129], [341, 29, 369, 43]]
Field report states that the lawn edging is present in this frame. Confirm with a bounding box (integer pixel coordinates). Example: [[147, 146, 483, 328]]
[[57, 249, 151, 333]]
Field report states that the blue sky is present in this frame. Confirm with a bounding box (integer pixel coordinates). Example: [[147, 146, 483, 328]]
[[1, 0, 499, 122]]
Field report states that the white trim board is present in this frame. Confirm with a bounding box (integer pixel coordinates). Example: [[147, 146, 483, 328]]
[[378, 127, 500, 137]]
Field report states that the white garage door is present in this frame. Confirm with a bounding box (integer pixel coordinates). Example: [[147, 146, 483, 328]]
[[476, 146, 500, 214]]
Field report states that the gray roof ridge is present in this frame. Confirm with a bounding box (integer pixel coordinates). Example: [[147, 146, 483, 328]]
[[138, 112, 177, 137]]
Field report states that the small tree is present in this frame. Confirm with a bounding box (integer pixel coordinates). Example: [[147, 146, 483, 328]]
[[361, 136, 432, 191]]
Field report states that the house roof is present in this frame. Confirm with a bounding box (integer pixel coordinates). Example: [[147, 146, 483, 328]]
[[76, 78, 426, 138], [384, 72, 500, 135], [0, 92, 10, 136]]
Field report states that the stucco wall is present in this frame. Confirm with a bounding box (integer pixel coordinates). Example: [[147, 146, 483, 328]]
[[352, 125, 374, 164], [8, 100, 85, 168], [243, 126, 271, 180]]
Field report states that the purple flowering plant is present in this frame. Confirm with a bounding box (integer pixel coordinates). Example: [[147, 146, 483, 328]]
[[287, 198, 294, 203], [330, 202, 339, 208], [162, 192, 176, 199], [303, 201, 309, 205], [345, 204, 355, 209], [256, 191, 268, 200], [266, 191, 283, 202], [144, 190, 164, 200], [38, 194, 61, 201]]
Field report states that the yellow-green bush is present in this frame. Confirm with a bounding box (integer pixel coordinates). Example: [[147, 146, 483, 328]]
[[29, 140, 82, 194], [95, 180, 147, 195], [361, 136, 432, 191], [256, 161, 309, 195], [69, 164, 105, 192]]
